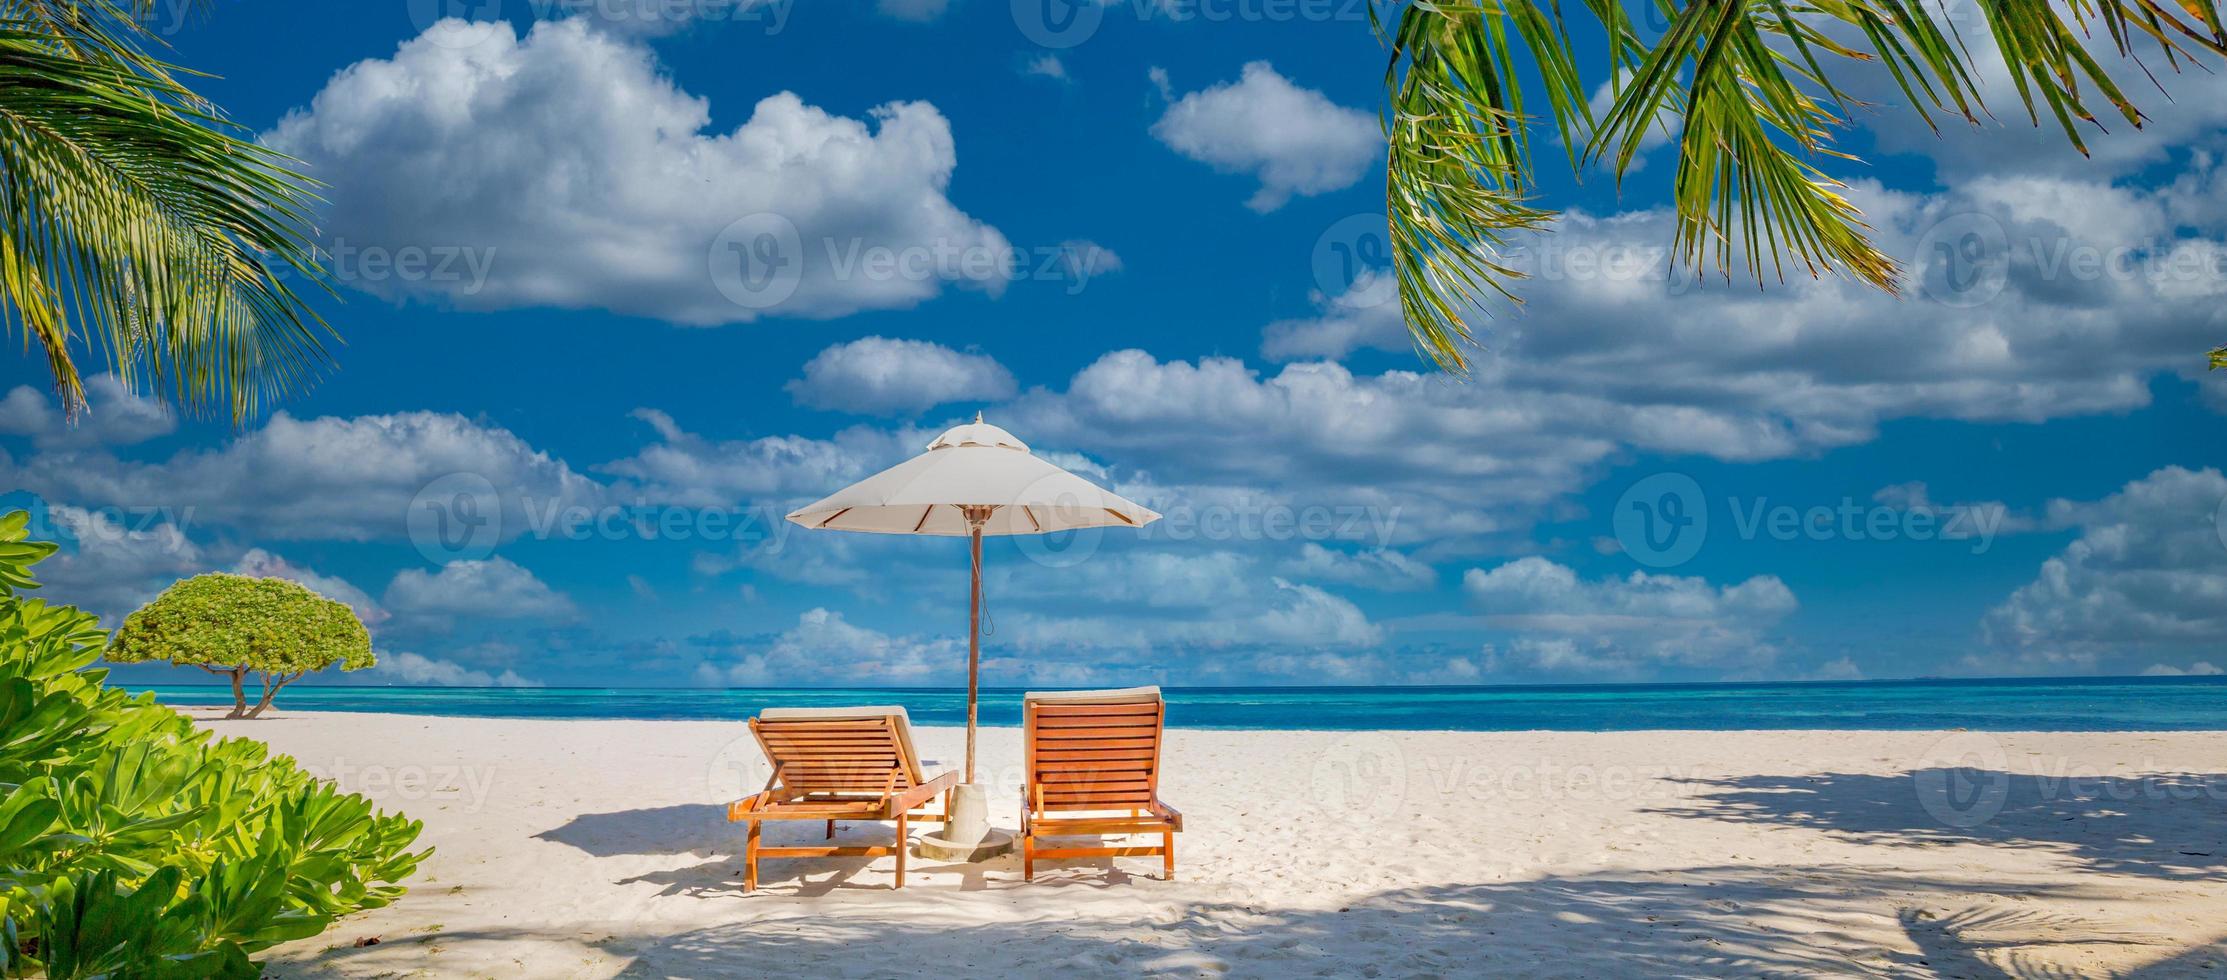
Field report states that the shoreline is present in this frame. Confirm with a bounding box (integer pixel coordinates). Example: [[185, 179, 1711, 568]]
[[178, 705, 2227, 736], [188, 712, 2227, 977]]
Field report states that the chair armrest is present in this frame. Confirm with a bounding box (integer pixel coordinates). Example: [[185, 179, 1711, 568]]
[[890, 770, 961, 815], [727, 790, 772, 822], [1148, 798, 1183, 831]]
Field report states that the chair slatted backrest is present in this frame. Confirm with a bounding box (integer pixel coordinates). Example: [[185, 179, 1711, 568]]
[[751, 709, 924, 797], [1026, 690, 1164, 812]]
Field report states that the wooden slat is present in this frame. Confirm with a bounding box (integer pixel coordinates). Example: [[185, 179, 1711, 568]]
[[1033, 717, 1158, 730], [1031, 702, 1160, 717], [1035, 713, 1156, 729], [1031, 726, 1160, 739], [751, 845, 894, 858], [761, 735, 890, 743], [756, 720, 890, 732], [1037, 788, 1149, 801], [1038, 767, 1149, 783], [1042, 779, 1149, 797], [1030, 846, 1165, 859], [1035, 740, 1158, 754], [1034, 759, 1153, 772], [1028, 817, 1173, 835], [1037, 748, 1156, 762]]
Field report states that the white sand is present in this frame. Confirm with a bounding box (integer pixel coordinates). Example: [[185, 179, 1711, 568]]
[[200, 712, 2227, 978]]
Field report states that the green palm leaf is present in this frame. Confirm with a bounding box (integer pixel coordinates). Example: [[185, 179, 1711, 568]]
[[0, 0, 333, 423], [1382, 0, 2227, 372]]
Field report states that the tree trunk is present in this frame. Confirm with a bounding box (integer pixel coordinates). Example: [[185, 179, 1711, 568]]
[[227, 668, 247, 718], [244, 670, 304, 719]]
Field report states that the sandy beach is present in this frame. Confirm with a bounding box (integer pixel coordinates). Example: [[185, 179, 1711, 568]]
[[203, 712, 2227, 978]]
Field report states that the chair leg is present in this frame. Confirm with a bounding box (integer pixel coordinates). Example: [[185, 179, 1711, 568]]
[[1162, 831, 1176, 881], [894, 813, 908, 889], [744, 820, 762, 893], [825, 818, 836, 840], [1022, 832, 1035, 881]]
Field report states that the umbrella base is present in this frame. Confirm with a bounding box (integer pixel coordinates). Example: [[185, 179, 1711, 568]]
[[915, 827, 1015, 863], [914, 782, 1014, 862]]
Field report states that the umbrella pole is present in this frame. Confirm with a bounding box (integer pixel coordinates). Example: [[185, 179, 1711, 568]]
[[966, 523, 982, 784]]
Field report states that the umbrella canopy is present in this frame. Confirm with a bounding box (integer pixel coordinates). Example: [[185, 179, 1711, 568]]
[[785, 418, 1158, 535], [784, 415, 1158, 784]]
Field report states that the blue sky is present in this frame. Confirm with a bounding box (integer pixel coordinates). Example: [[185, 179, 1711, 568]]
[[5, 0, 2226, 688]]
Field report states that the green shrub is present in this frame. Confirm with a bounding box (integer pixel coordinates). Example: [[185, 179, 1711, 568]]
[[0, 511, 428, 977], [108, 574, 375, 719]]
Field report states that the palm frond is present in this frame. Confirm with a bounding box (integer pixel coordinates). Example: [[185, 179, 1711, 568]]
[[0, 0, 333, 423], [1382, 0, 2227, 372]]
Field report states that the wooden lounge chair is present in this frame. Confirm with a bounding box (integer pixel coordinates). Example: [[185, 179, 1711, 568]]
[[726, 706, 958, 892], [1020, 686, 1183, 881]]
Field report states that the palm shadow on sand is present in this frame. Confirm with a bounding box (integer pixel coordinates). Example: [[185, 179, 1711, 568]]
[[1657, 768, 2227, 880]]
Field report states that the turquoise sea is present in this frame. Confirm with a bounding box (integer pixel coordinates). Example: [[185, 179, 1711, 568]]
[[131, 676, 2227, 731]]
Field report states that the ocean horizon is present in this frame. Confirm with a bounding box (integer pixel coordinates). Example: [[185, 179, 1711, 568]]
[[132, 674, 2227, 731]]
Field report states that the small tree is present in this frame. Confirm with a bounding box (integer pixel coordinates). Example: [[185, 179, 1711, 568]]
[[109, 572, 374, 718]]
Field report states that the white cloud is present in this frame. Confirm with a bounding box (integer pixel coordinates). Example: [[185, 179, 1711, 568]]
[[3, 410, 601, 542], [1260, 269, 1406, 362], [2142, 661, 2224, 677], [0, 375, 175, 448], [34, 505, 203, 623], [600, 411, 922, 508], [1149, 61, 1377, 212], [265, 19, 1007, 324], [384, 557, 577, 628], [785, 337, 1017, 415], [692, 607, 964, 685], [1464, 557, 1796, 675], [1979, 467, 2227, 673], [370, 650, 542, 687], [1023, 54, 1067, 80], [1846, 14, 2227, 181], [234, 549, 389, 628], [1275, 543, 1435, 591]]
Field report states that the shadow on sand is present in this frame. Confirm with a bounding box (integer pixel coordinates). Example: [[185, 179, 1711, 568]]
[[288, 861, 2225, 978], [1659, 768, 2227, 880]]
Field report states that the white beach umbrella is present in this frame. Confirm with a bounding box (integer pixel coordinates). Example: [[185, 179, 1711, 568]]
[[785, 414, 1159, 783]]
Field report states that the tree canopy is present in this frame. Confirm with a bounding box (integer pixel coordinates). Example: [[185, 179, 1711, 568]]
[[108, 573, 373, 717]]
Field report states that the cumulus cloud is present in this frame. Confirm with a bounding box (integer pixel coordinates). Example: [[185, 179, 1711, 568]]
[[785, 337, 1017, 415], [32, 505, 203, 623], [384, 557, 577, 628], [1150, 62, 1377, 212], [234, 549, 389, 628], [1275, 543, 1436, 591], [0, 375, 175, 448], [2, 410, 601, 542], [370, 650, 541, 687], [691, 607, 964, 685], [1980, 467, 2227, 674], [600, 410, 922, 508], [1464, 557, 1797, 675], [265, 19, 1007, 324]]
